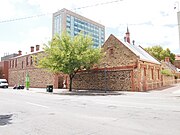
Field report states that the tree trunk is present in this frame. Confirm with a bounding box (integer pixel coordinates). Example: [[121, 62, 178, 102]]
[[69, 75, 73, 91]]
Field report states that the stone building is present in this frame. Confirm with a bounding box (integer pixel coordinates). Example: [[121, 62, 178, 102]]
[[0, 61, 9, 81], [161, 57, 179, 85], [73, 31, 163, 91], [1, 53, 18, 61], [0, 53, 18, 81], [8, 45, 67, 88], [174, 54, 180, 69], [8, 29, 178, 91]]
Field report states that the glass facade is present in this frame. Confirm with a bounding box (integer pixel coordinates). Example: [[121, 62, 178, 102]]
[[53, 9, 105, 48], [54, 15, 62, 35], [66, 14, 104, 48]]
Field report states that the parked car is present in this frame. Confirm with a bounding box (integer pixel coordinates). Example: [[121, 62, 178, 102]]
[[0, 79, 8, 88]]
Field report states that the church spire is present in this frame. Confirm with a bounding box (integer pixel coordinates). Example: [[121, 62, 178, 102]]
[[125, 26, 130, 44], [126, 26, 129, 34]]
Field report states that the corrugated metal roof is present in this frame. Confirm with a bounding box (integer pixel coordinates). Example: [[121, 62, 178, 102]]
[[164, 62, 178, 72], [122, 41, 161, 65]]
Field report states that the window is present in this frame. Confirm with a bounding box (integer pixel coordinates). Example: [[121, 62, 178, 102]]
[[157, 69, 160, 80], [26, 56, 29, 66], [12, 60, 14, 68], [151, 69, 154, 80], [66, 22, 71, 27], [15, 59, 17, 68], [53, 15, 61, 35], [144, 68, 146, 76], [9, 60, 11, 68], [22, 61, 24, 69], [34, 56, 38, 66], [109, 48, 114, 55], [30, 56, 33, 65]]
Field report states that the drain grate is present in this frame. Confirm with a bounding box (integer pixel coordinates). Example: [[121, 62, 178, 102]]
[[0, 114, 13, 126]]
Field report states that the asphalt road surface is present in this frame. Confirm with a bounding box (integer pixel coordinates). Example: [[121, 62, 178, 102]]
[[0, 85, 180, 135]]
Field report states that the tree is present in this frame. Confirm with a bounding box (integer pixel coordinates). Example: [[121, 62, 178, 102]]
[[161, 69, 173, 76], [37, 32, 102, 91], [145, 45, 175, 63]]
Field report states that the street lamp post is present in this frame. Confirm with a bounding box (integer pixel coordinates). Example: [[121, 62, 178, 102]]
[[175, 1, 179, 11], [104, 63, 107, 93]]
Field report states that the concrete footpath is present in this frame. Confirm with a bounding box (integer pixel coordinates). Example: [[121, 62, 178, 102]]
[[10, 87, 124, 96], [10, 84, 180, 96], [9, 83, 180, 96]]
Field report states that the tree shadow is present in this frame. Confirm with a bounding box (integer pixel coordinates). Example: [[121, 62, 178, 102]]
[[0, 114, 13, 126], [54, 90, 124, 96], [155, 85, 175, 91]]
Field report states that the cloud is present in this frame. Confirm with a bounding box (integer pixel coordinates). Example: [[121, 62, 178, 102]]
[[19, 26, 51, 54], [0, 41, 19, 57], [0, 0, 180, 58], [27, 0, 75, 13], [0, 1, 16, 19], [0, 26, 51, 58]]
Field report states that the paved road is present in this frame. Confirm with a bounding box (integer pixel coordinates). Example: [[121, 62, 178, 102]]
[[0, 85, 180, 135]]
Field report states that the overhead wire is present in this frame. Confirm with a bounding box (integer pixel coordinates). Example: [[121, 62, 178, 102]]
[[0, 0, 123, 24]]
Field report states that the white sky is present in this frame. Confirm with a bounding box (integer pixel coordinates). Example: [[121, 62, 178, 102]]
[[0, 0, 180, 59]]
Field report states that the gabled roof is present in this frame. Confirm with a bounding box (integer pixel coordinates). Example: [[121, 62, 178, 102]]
[[105, 34, 161, 65], [163, 61, 178, 72], [123, 42, 161, 64]]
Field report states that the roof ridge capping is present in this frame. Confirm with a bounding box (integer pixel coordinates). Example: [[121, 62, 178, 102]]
[[102, 34, 161, 65], [138, 45, 161, 64]]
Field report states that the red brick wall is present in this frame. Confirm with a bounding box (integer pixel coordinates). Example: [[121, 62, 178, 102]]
[[8, 52, 59, 88], [137, 61, 162, 91], [0, 61, 9, 81]]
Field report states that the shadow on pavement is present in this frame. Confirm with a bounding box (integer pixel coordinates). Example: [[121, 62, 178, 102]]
[[0, 114, 13, 126], [155, 85, 175, 91], [53, 90, 124, 96]]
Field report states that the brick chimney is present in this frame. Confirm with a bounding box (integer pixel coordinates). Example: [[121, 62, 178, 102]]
[[165, 57, 170, 63], [132, 40, 135, 45], [30, 46, 34, 52], [18, 50, 22, 56], [36, 45, 40, 51]]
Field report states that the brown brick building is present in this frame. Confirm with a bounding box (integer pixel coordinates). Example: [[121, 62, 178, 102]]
[[0, 61, 9, 81], [174, 54, 180, 69], [0, 53, 18, 82], [73, 33, 163, 91], [8, 29, 177, 91], [8, 45, 67, 88]]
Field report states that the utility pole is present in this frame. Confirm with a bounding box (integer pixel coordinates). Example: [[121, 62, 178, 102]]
[[175, 1, 180, 48]]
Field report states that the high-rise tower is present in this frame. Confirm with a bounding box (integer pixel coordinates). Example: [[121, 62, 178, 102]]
[[52, 8, 105, 48]]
